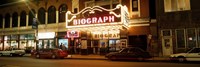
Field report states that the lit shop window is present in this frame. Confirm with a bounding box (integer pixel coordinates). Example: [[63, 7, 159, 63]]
[[164, 0, 190, 12]]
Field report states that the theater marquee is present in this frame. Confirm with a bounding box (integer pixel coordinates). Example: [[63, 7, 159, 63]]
[[66, 4, 129, 28]]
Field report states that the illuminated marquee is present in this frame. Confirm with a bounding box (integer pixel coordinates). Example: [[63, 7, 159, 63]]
[[66, 4, 129, 28], [92, 30, 120, 39], [73, 15, 115, 25]]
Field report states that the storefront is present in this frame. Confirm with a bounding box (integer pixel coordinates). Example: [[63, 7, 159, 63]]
[[0, 34, 35, 51], [65, 4, 129, 55], [4, 35, 18, 50], [37, 32, 56, 49], [19, 34, 35, 50]]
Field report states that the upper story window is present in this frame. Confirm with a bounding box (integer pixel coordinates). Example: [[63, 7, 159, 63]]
[[59, 4, 68, 23], [132, 0, 138, 11], [5, 13, 10, 28], [48, 6, 56, 24], [164, 0, 190, 12], [28, 9, 36, 26], [20, 11, 27, 27], [38, 8, 45, 24], [12, 12, 18, 27]]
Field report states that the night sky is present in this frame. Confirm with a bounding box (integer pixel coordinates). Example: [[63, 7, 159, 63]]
[[0, 0, 16, 5], [0, 0, 20, 8]]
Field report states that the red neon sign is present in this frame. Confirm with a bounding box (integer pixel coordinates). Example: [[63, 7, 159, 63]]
[[66, 31, 80, 38]]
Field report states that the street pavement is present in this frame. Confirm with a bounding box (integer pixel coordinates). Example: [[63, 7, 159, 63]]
[[24, 54, 170, 62]]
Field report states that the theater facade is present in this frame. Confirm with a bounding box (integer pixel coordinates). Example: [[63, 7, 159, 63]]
[[65, 4, 129, 54], [0, 0, 157, 56]]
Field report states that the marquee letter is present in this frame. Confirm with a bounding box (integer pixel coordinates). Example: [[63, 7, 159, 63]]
[[81, 19, 86, 24], [73, 19, 77, 25], [103, 16, 108, 22], [92, 17, 97, 23], [98, 17, 103, 23], [87, 18, 91, 24], [109, 16, 115, 22]]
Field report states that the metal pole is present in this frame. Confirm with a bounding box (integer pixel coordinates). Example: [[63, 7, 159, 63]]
[[35, 29, 38, 50]]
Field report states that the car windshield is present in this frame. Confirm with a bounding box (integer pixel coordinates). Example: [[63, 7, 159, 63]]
[[188, 48, 200, 53], [119, 48, 128, 53]]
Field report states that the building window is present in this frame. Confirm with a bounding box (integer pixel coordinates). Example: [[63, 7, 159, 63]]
[[176, 29, 186, 48], [20, 11, 26, 27], [12, 12, 18, 27], [164, 0, 190, 12], [48, 6, 56, 24], [132, 0, 138, 11], [0, 15, 3, 28], [74, 8, 78, 13], [38, 8, 46, 24], [5, 13, 10, 28], [187, 29, 197, 48], [162, 30, 171, 36], [28, 9, 36, 26], [59, 4, 68, 22]]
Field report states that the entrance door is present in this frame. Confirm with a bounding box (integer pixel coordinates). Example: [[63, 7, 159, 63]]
[[162, 37, 173, 56], [92, 40, 99, 54]]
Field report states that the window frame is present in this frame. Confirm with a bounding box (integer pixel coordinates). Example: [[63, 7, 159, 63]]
[[164, 0, 191, 12]]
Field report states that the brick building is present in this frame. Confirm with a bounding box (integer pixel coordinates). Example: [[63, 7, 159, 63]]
[[156, 0, 200, 56]]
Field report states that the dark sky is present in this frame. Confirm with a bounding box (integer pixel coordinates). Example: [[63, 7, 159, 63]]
[[0, 0, 18, 5], [0, 0, 20, 8]]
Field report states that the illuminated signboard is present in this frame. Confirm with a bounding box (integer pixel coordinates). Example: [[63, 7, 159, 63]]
[[66, 4, 129, 28], [73, 15, 115, 25], [38, 32, 55, 39], [67, 31, 80, 38], [92, 30, 120, 39]]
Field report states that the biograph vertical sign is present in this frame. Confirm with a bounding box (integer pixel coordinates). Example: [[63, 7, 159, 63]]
[[66, 4, 129, 28]]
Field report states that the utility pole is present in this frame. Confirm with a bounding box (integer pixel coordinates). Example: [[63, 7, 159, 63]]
[[32, 18, 38, 50]]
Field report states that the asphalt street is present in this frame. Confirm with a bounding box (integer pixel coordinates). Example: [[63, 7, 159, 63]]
[[0, 57, 200, 67]]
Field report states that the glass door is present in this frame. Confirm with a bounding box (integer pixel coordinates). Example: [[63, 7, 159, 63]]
[[109, 39, 121, 52]]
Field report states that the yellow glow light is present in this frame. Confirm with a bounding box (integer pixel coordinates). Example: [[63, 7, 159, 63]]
[[38, 32, 55, 39]]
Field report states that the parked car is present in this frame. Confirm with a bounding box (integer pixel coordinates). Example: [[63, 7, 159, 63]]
[[169, 47, 200, 62], [0, 48, 26, 57], [31, 48, 68, 59], [105, 47, 152, 61]]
